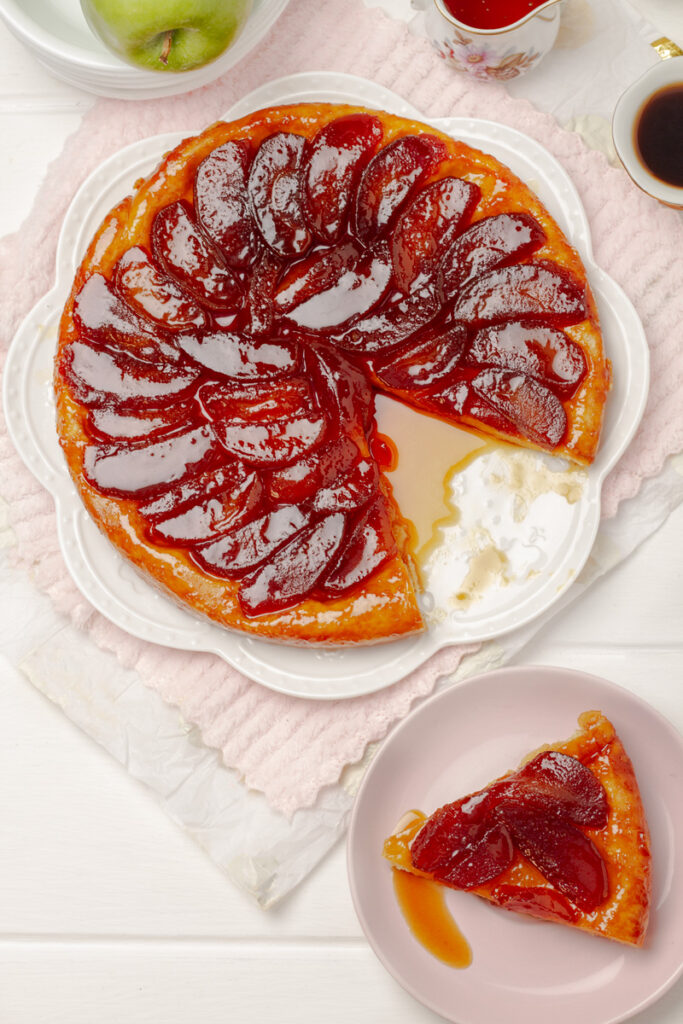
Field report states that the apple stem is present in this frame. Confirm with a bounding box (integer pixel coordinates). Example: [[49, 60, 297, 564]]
[[159, 31, 173, 66]]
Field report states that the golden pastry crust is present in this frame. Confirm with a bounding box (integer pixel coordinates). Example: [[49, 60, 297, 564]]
[[383, 711, 651, 946], [55, 103, 611, 645]]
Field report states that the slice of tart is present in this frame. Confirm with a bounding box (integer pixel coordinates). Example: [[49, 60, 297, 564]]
[[383, 711, 651, 946], [54, 102, 611, 644]]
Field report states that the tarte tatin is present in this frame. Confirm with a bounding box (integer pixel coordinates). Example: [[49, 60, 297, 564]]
[[384, 711, 651, 946], [54, 103, 611, 645]]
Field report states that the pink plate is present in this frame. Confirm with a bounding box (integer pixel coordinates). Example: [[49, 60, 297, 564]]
[[347, 666, 683, 1024]]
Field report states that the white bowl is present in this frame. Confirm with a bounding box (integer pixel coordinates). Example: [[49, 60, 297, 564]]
[[612, 55, 683, 209], [0, 0, 290, 99]]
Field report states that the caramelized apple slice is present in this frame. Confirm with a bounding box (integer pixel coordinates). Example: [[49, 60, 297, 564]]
[[411, 798, 515, 888], [248, 132, 311, 257], [114, 247, 208, 331], [312, 456, 378, 513], [498, 806, 609, 912], [178, 331, 299, 379], [374, 322, 467, 391], [440, 213, 546, 301], [73, 274, 180, 365], [452, 261, 586, 327], [512, 751, 609, 829], [147, 470, 262, 545], [419, 377, 470, 422], [391, 177, 480, 292], [60, 341, 201, 408], [152, 200, 242, 311], [354, 134, 448, 245], [138, 461, 243, 520], [471, 368, 567, 448], [193, 505, 311, 578], [194, 140, 259, 268], [238, 512, 347, 615], [333, 274, 439, 353], [277, 241, 393, 331], [467, 321, 587, 396], [86, 399, 200, 442], [319, 498, 397, 597], [82, 426, 219, 498], [489, 885, 578, 924], [210, 414, 327, 467], [308, 345, 374, 431], [246, 247, 283, 336], [303, 113, 383, 243], [196, 377, 311, 424], [267, 435, 360, 504]]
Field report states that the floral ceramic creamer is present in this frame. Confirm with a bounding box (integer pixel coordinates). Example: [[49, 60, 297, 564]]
[[423, 0, 563, 81]]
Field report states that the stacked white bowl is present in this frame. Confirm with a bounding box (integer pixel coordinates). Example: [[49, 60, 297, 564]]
[[0, 0, 289, 99]]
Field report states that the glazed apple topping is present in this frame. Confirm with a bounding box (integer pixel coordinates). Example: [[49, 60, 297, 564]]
[[193, 504, 311, 579], [139, 461, 252, 521], [73, 274, 182, 366], [61, 340, 201, 408], [467, 321, 587, 394], [302, 113, 383, 244], [61, 114, 594, 617], [451, 260, 587, 327], [391, 177, 481, 293], [277, 240, 393, 331], [114, 246, 209, 331], [238, 512, 347, 615], [354, 134, 448, 244], [246, 247, 284, 336], [177, 330, 299, 379], [86, 398, 201, 442], [152, 200, 243, 311], [439, 211, 547, 300], [194, 140, 259, 269], [410, 751, 610, 912], [373, 322, 468, 391], [248, 132, 312, 257], [147, 466, 263, 545], [82, 426, 220, 499], [319, 498, 397, 598]]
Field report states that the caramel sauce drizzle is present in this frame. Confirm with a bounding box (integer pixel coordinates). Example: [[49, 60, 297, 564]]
[[374, 396, 488, 568], [384, 810, 473, 970]]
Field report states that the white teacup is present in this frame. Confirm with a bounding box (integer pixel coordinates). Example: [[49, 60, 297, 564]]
[[423, 0, 563, 81], [612, 43, 683, 209]]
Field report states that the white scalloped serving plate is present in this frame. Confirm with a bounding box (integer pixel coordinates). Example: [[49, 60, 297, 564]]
[[3, 72, 649, 699]]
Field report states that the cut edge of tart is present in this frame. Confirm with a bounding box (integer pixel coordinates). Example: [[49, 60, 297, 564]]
[[54, 102, 611, 646], [383, 711, 651, 946]]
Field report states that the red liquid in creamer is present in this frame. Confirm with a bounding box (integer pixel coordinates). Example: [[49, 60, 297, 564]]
[[443, 0, 549, 31]]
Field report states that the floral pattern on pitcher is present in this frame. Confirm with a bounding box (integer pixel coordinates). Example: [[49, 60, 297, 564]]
[[424, 0, 563, 81], [433, 27, 542, 80]]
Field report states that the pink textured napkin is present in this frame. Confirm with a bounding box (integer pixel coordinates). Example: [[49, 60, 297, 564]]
[[2, 0, 683, 818]]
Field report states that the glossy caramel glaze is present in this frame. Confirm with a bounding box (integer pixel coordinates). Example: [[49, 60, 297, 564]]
[[55, 103, 610, 644], [393, 868, 473, 968]]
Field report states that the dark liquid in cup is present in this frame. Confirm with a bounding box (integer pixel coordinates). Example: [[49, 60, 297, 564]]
[[442, 0, 547, 30], [634, 82, 683, 188]]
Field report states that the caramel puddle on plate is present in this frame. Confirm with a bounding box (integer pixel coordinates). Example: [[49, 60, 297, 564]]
[[451, 525, 511, 609], [374, 396, 488, 569], [384, 810, 473, 969], [491, 450, 585, 523]]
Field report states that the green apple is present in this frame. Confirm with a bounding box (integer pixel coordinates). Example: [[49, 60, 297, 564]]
[[80, 0, 253, 73]]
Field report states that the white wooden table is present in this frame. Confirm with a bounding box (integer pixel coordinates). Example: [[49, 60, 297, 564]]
[[1, 4, 682, 1020]]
